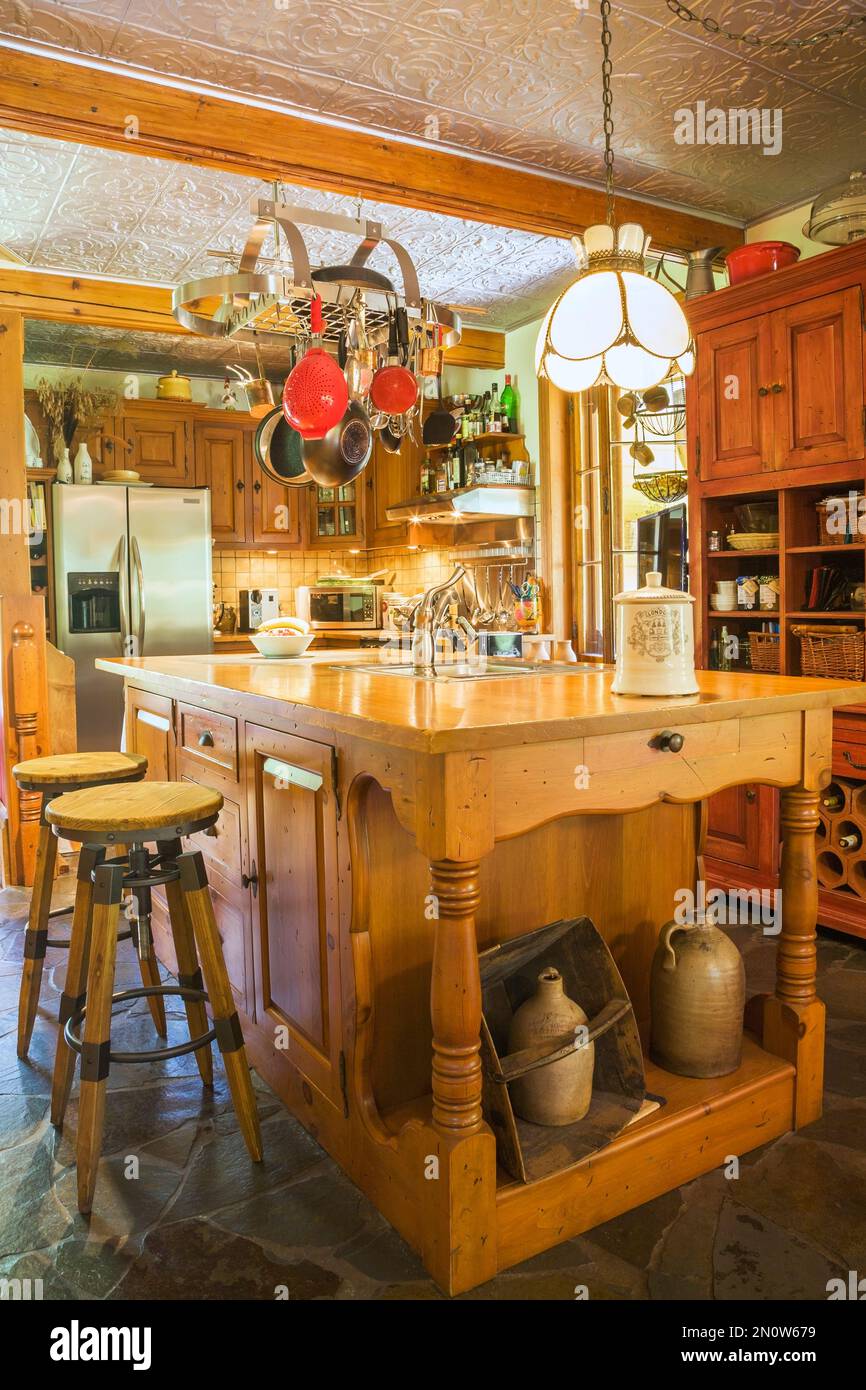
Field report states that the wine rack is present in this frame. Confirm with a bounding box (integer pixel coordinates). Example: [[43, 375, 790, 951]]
[[815, 779, 866, 898]]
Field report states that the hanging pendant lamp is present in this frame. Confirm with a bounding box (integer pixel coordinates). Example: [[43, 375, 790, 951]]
[[536, 0, 695, 393]]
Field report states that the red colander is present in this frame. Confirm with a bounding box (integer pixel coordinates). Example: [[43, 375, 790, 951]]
[[282, 295, 348, 439], [369, 313, 419, 415]]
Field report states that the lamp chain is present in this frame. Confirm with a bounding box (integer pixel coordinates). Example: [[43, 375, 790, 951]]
[[666, 0, 866, 53], [600, 0, 615, 228]]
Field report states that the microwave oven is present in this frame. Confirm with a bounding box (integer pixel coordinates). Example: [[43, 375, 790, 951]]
[[295, 584, 383, 631]]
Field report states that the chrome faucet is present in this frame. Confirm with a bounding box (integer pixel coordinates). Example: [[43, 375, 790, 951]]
[[411, 565, 467, 677]]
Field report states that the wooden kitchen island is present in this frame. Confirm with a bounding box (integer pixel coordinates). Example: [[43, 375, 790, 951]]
[[99, 652, 861, 1294]]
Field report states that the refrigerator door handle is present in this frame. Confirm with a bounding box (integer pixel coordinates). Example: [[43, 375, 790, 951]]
[[118, 533, 131, 654], [131, 534, 146, 654]]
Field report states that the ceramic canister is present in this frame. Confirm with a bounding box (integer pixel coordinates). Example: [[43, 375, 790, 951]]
[[611, 570, 699, 697]]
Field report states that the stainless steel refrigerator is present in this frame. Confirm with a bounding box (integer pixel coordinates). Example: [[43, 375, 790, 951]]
[[53, 484, 212, 750]]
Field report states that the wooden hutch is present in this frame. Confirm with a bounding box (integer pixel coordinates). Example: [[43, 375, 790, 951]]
[[687, 238, 866, 940]]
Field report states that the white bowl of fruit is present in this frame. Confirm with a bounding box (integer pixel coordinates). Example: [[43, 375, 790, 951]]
[[250, 616, 314, 658]]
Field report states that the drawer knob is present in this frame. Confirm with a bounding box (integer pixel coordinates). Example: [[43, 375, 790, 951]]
[[198, 730, 215, 748], [655, 729, 684, 753]]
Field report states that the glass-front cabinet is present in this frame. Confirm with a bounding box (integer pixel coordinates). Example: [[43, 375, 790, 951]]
[[308, 482, 365, 548]]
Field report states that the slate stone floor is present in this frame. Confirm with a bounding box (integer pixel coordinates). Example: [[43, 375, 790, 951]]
[[1, 878, 864, 1301]]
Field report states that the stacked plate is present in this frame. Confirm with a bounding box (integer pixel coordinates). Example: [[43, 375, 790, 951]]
[[98, 469, 152, 487]]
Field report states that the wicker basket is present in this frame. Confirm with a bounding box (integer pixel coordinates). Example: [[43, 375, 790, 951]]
[[816, 495, 864, 545], [792, 624, 865, 681], [749, 631, 780, 672]]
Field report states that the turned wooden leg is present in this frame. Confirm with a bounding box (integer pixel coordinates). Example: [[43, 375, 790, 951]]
[[764, 786, 825, 1128], [76, 861, 124, 1214], [17, 818, 57, 1057], [130, 923, 168, 1038], [164, 839, 213, 1087], [429, 859, 484, 1135], [51, 845, 104, 1127], [177, 851, 262, 1161]]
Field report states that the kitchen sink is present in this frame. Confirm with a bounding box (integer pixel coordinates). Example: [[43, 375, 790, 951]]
[[328, 660, 603, 681]]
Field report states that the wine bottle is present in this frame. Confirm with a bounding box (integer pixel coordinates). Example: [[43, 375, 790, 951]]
[[822, 790, 845, 810], [500, 374, 517, 432], [840, 829, 862, 850]]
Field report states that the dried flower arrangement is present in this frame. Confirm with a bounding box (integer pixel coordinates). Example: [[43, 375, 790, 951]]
[[35, 379, 117, 464]]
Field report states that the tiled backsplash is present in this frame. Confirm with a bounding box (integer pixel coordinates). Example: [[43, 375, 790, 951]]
[[213, 548, 460, 616]]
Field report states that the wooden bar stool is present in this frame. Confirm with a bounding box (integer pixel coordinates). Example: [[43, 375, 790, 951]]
[[44, 780, 263, 1213], [12, 752, 153, 1059]]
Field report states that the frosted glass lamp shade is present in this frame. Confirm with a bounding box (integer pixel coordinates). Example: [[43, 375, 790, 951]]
[[536, 221, 696, 393]]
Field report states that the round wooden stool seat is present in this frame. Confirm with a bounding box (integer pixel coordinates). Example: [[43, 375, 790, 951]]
[[13, 751, 147, 791], [45, 781, 223, 842]]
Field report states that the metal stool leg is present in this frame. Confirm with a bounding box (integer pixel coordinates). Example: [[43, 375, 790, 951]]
[[51, 845, 104, 1127], [76, 862, 124, 1214], [17, 819, 57, 1058], [178, 851, 262, 1162], [164, 839, 213, 1087]]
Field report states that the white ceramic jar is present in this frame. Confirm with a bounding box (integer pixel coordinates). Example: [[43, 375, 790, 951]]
[[611, 571, 699, 697]]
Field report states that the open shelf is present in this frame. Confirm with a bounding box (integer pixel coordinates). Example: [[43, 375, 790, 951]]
[[787, 611, 866, 620], [789, 543, 866, 554], [708, 547, 779, 558]]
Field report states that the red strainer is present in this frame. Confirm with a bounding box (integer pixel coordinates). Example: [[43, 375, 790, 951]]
[[282, 295, 348, 439]]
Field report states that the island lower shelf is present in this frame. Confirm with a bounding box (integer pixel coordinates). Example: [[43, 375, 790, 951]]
[[380, 1035, 795, 1271]]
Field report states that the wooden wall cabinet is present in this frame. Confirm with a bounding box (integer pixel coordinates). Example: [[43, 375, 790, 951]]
[[366, 434, 420, 547], [696, 316, 774, 481], [245, 723, 344, 1106], [122, 402, 193, 485], [194, 422, 247, 542], [306, 481, 365, 549], [251, 471, 302, 546]]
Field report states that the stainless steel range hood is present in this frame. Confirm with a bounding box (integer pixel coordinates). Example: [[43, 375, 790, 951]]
[[386, 486, 535, 524]]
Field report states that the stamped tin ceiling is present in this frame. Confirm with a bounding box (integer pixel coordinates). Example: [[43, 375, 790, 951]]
[[0, 126, 578, 333], [2, 0, 866, 224]]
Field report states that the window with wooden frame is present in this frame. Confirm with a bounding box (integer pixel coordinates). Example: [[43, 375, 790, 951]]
[[570, 379, 688, 662]]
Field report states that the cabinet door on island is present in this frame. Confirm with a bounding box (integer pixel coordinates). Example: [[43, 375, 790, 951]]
[[245, 725, 344, 1107]]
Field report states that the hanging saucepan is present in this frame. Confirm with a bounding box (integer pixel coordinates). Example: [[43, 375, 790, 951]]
[[422, 373, 458, 447], [254, 406, 310, 487], [369, 311, 418, 416], [302, 399, 373, 487]]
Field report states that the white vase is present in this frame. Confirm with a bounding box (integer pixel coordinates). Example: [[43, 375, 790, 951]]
[[57, 447, 73, 484], [73, 441, 93, 485]]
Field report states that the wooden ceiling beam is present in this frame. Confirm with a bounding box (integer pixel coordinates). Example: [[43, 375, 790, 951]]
[[0, 268, 506, 366], [0, 49, 744, 256]]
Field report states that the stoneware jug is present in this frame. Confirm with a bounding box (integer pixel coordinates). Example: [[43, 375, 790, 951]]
[[73, 441, 93, 485], [507, 967, 595, 1126], [611, 570, 699, 697], [650, 914, 745, 1078]]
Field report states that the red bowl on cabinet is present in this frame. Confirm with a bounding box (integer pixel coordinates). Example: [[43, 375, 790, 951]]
[[725, 241, 800, 286]]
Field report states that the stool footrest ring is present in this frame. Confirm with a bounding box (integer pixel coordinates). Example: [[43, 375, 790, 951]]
[[63, 984, 216, 1064]]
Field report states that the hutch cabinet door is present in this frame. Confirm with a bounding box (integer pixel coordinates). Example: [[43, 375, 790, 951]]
[[194, 423, 247, 542], [245, 724, 343, 1105], [251, 471, 302, 546], [696, 315, 774, 480], [122, 407, 193, 485], [705, 784, 778, 876], [366, 435, 419, 547], [125, 688, 175, 781], [772, 287, 865, 470]]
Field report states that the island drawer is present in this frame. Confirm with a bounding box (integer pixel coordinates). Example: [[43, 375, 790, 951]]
[[833, 710, 866, 782], [177, 702, 238, 779]]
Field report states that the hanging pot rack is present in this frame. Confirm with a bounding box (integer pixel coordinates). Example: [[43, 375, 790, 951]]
[[172, 196, 462, 353]]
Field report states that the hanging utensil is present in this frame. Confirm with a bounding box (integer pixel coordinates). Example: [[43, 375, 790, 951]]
[[423, 372, 458, 447], [282, 293, 348, 439], [303, 398, 373, 487]]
